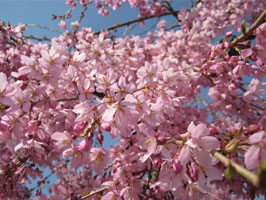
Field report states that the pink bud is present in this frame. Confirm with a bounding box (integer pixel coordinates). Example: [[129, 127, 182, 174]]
[[0, 120, 9, 131], [188, 163, 199, 182], [77, 139, 92, 152], [66, 0, 73, 5], [152, 156, 161, 169], [19, 83, 27, 90], [18, 74, 27, 81], [225, 32, 232, 38], [209, 126, 217, 135], [224, 41, 230, 49], [246, 124, 260, 135], [97, 133, 104, 146], [157, 136, 167, 145], [172, 159, 183, 174], [73, 121, 86, 133], [113, 161, 122, 173], [101, 122, 111, 132]]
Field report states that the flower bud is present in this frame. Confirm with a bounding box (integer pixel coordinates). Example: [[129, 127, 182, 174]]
[[152, 156, 161, 169], [225, 32, 232, 38], [0, 120, 9, 131], [157, 136, 167, 145], [172, 159, 183, 174], [209, 126, 217, 135], [188, 163, 199, 182], [73, 121, 87, 133], [247, 124, 260, 134], [97, 133, 104, 146], [101, 121, 111, 132], [77, 139, 92, 152], [224, 139, 239, 154], [224, 41, 230, 49]]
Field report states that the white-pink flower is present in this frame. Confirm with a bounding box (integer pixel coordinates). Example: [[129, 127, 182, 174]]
[[244, 131, 266, 170]]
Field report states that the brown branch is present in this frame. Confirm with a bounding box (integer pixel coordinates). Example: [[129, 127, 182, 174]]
[[23, 35, 51, 42], [94, 10, 179, 35], [78, 186, 107, 200], [56, 97, 79, 102], [230, 8, 266, 47], [73, 5, 88, 35], [213, 151, 260, 188]]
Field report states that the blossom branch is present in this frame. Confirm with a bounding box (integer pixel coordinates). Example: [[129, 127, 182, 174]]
[[212, 151, 261, 188], [73, 5, 88, 35], [230, 8, 266, 47], [56, 97, 79, 102], [23, 35, 51, 42], [26, 24, 63, 33], [78, 186, 107, 200], [94, 10, 179, 35]]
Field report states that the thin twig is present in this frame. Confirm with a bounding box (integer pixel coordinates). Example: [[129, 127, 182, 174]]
[[23, 35, 51, 42], [78, 186, 107, 200], [94, 10, 179, 35], [56, 97, 79, 102], [26, 24, 63, 33], [73, 5, 88, 35]]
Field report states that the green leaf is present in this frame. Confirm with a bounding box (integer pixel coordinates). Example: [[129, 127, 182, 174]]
[[225, 165, 237, 180], [234, 126, 243, 138], [258, 160, 266, 189], [241, 21, 246, 34]]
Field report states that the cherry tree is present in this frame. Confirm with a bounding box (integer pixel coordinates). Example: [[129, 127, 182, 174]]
[[0, 0, 266, 199]]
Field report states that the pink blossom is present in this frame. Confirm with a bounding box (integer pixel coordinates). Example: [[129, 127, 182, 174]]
[[90, 148, 109, 175], [244, 131, 266, 170]]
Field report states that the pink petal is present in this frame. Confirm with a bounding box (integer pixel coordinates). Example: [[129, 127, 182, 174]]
[[194, 148, 211, 167], [102, 107, 116, 122], [62, 148, 74, 159], [244, 145, 260, 170], [249, 131, 265, 144], [205, 166, 223, 181], [51, 132, 69, 142], [179, 146, 191, 166], [0, 72, 7, 92], [191, 123, 210, 141], [140, 140, 157, 162], [199, 136, 220, 150], [40, 50, 50, 61]]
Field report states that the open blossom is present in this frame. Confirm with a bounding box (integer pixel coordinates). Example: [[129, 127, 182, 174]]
[[0, 72, 14, 106], [179, 122, 222, 181], [51, 131, 73, 152], [244, 131, 266, 170], [90, 148, 109, 175]]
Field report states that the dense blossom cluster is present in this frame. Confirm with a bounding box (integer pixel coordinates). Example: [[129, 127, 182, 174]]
[[0, 0, 266, 199]]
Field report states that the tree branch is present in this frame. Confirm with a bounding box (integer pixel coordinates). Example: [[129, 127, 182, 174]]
[[212, 151, 260, 188], [94, 10, 179, 35], [78, 186, 107, 200], [230, 8, 266, 47]]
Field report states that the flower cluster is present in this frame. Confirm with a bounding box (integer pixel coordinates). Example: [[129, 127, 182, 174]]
[[0, 0, 266, 199]]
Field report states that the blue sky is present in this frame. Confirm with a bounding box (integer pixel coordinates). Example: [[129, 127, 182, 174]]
[[0, 0, 191, 40]]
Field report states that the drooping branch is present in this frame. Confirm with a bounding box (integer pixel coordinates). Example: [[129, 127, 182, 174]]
[[78, 186, 107, 200], [212, 151, 264, 190], [23, 35, 51, 42], [94, 10, 179, 35], [230, 8, 266, 47], [26, 24, 63, 33], [73, 5, 88, 35]]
